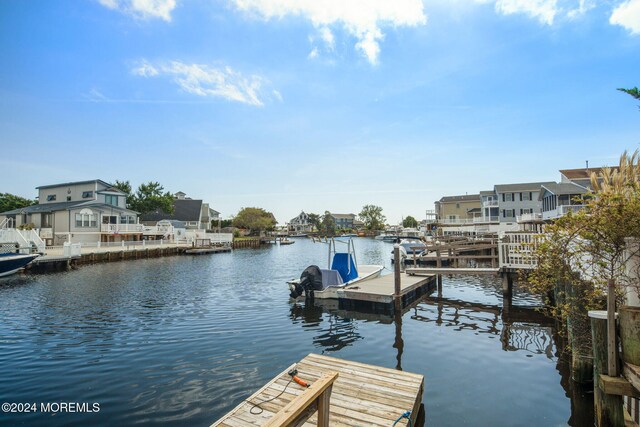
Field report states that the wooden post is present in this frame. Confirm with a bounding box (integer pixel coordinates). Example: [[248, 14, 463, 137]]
[[607, 279, 619, 377], [502, 273, 512, 297], [436, 247, 441, 268], [394, 245, 401, 298], [590, 310, 624, 427]]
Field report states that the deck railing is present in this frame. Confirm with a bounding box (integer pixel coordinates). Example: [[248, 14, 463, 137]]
[[100, 224, 144, 233], [498, 232, 543, 270]]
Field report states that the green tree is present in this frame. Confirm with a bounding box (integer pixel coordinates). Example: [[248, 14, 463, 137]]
[[232, 207, 276, 235], [112, 180, 135, 207], [403, 215, 418, 228], [527, 150, 640, 363], [618, 87, 640, 101], [359, 205, 386, 230], [0, 193, 36, 213], [129, 182, 174, 215], [319, 211, 336, 236], [307, 213, 320, 232]]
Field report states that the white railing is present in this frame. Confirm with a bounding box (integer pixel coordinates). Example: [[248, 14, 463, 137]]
[[517, 213, 542, 223], [0, 218, 15, 229], [482, 200, 499, 207], [100, 224, 144, 233], [473, 216, 499, 223], [542, 204, 586, 220], [498, 232, 542, 269], [207, 233, 233, 244], [0, 228, 45, 254]]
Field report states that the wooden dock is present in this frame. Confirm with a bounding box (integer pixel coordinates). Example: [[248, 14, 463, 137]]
[[406, 267, 500, 275], [184, 247, 231, 255], [337, 273, 434, 306], [212, 353, 423, 427]]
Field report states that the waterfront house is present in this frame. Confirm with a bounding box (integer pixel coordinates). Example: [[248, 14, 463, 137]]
[[494, 182, 554, 224], [540, 182, 589, 221], [289, 211, 314, 234], [434, 194, 481, 224], [560, 167, 618, 189], [0, 179, 141, 245], [140, 192, 220, 231], [329, 213, 357, 230]]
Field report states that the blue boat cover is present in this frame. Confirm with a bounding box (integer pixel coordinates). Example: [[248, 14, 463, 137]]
[[331, 253, 358, 283]]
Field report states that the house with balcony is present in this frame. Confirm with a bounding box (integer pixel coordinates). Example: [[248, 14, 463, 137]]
[[140, 192, 219, 231], [435, 194, 481, 224], [540, 182, 589, 220], [289, 211, 314, 234], [0, 179, 142, 245], [329, 213, 356, 230], [494, 182, 553, 225]]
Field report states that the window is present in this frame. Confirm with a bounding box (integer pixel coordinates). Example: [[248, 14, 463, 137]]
[[502, 209, 515, 218], [75, 209, 96, 227], [46, 195, 56, 201], [456, 203, 460, 209], [105, 195, 118, 206], [522, 192, 532, 201], [505, 193, 513, 202], [82, 191, 94, 199], [120, 215, 136, 224]]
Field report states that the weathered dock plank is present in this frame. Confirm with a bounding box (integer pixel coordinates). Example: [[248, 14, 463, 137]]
[[211, 353, 423, 427], [337, 273, 433, 305]]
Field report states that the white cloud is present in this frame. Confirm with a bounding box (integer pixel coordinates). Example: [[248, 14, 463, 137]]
[[491, 0, 559, 25], [308, 47, 319, 59], [610, 0, 640, 34], [131, 59, 159, 77], [230, 0, 427, 65], [567, 0, 594, 19], [319, 26, 335, 50], [132, 60, 276, 107], [98, 0, 176, 22]]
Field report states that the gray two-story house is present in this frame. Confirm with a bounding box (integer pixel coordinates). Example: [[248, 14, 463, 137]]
[[0, 179, 141, 245], [494, 182, 554, 223]]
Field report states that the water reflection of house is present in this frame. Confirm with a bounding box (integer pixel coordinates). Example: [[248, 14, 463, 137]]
[[0, 179, 141, 245]]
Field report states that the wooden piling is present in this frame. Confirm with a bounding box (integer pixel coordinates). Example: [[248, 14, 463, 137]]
[[590, 310, 625, 427]]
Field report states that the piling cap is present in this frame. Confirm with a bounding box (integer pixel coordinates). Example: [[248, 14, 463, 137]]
[[588, 310, 617, 320]]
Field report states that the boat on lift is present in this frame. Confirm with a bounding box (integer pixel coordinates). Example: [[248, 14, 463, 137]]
[[288, 238, 383, 300]]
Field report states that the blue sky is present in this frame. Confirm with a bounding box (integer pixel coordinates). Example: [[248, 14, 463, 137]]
[[1, 0, 638, 225]]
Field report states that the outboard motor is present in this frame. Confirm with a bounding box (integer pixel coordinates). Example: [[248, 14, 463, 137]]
[[290, 265, 323, 298]]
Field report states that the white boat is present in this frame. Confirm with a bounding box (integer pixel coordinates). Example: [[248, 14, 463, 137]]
[[288, 238, 383, 299], [390, 239, 426, 263], [0, 253, 39, 277]]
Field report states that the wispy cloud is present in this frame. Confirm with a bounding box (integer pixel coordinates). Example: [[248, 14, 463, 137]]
[[98, 0, 176, 22], [473, 0, 559, 25], [610, 0, 640, 34], [230, 0, 427, 65], [131, 60, 277, 107]]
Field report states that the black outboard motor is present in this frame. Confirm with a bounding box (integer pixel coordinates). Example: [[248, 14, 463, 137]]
[[290, 265, 323, 298]]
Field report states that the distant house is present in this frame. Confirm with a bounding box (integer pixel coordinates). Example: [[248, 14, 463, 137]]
[[435, 194, 481, 224], [140, 192, 220, 230], [289, 211, 313, 233], [330, 213, 356, 230], [0, 179, 141, 245], [560, 166, 619, 190]]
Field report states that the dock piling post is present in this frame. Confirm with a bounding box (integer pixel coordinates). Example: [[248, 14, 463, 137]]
[[502, 272, 513, 297], [590, 310, 624, 427]]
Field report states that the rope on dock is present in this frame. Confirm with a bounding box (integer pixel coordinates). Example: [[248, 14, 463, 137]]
[[248, 376, 295, 415]]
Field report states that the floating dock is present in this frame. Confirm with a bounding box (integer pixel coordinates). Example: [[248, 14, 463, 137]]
[[184, 247, 232, 255], [212, 353, 423, 427], [337, 273, 435, 314]]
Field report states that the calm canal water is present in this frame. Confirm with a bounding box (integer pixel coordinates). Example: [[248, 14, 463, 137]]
[[0, 238, 592, 426]]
